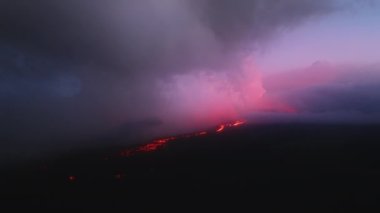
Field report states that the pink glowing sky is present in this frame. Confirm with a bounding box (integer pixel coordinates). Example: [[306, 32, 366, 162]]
[[2, 0, 380, 158], [154, 2, 380, 131]]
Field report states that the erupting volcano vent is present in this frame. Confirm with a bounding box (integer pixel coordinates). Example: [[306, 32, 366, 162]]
[[119, 120, 246, 157]]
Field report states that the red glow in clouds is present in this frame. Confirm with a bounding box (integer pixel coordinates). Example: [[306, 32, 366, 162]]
[[119, 120, 246, 157]]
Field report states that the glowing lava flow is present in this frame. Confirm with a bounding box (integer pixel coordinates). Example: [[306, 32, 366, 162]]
[[216, 120, 245, 133], [197, 131, 208, 136], [232, 120, 245, 126], [119, 120, 246, 157], [216, 125, 225, 133], [120, 137, 175, 157]]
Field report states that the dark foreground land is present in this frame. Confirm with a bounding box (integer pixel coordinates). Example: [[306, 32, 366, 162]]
[[1, 124, 380, 210]]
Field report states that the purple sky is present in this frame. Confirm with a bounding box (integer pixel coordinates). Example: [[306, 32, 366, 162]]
[[1, 0, 379, 159], [256, 2, 380, 72]]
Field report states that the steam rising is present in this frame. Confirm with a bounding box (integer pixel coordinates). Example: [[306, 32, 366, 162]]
[[0, 0, 345, 158]]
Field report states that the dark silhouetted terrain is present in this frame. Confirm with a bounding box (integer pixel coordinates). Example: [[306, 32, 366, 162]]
[[1, 124, 380, 210]]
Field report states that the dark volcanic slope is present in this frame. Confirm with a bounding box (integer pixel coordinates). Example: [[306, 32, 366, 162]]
[[2, 124, 380, 210]]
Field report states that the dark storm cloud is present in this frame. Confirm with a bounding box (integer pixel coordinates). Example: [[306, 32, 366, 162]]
[[0, 0, 338, 160], [0, 0, 335, 72]]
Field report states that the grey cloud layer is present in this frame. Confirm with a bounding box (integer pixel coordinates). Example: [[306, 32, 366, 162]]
[[0, 0, 337, 159], [0, 0, 335, 73]]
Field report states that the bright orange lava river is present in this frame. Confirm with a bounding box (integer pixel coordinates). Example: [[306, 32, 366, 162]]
[[119, 120, 246, 157]]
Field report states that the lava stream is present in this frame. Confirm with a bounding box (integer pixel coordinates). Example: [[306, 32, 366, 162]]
[[216, 125, 225, 133], [119, 120, 246, 157]]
